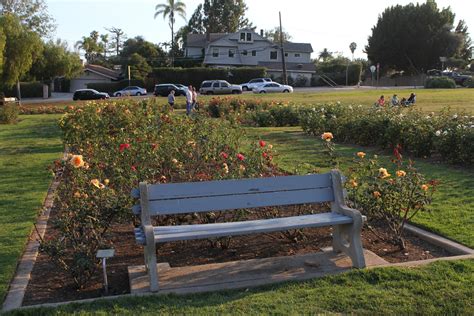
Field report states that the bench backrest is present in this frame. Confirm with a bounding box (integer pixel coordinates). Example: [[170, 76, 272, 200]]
[[132, 172, 342, 218]]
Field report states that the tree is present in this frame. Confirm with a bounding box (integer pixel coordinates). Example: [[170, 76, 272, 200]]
[[0, 0, 55, 37], [0, 13, 42, 88], [454, 20, 473, 62], [106, 27, 126, 56], [318, 48, 333, 62], [366, 1, 466, 72], [0, 26, 5, 77], [185, 0, 252, 34], [75, 31, 105, 64], [349, 42, 357, 61], [100, 34, 110, 59], [128, 53, 152, 81], [121, 36, 168, 68], [154, 0, 186, 66], [264, 27, 292, 43], [28, 39, 82, 82]]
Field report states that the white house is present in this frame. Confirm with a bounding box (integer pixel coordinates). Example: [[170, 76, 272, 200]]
[[69, 64, 122, 92], [185, 29, 316, 85]]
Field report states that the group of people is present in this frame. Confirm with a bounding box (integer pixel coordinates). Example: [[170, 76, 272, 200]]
[[167, 86, 199, 115], [376, 93, 416, 107]]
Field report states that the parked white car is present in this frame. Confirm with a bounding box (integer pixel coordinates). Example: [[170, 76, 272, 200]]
[[240, 78, 272, 91], [113, 86, 147, 97], [253, 82, 293, 94]]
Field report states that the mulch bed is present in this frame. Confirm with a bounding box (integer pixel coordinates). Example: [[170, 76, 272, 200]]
[[23, 206, 452, 306]]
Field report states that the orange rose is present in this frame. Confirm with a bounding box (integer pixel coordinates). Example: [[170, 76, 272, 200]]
[[356, 152, 366, 159], [321, 132, 334, 142], [421, 184, 429, 191], [70, 155, 85, 168], [396, 170, 407, 177], [373, 191, 382, 199]]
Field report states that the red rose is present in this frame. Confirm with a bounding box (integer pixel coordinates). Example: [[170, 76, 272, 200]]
[[131, 165, 137, 172], [259, 140, 266, 147], [119, 143, 130, 152], [237, 153, 245, 161], [262, 152, 268, 158], [220, 152, 229, 159]]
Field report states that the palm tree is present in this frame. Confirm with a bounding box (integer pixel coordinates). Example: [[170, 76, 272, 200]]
[[318, 48, 333, 62], [154, 0, 186, 66], [349, 42, 357, 61]]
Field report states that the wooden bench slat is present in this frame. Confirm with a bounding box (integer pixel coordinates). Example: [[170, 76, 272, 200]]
[[147, 187, 334, 215], [146, 174, 332, 201], [156, 213, 351, 242]]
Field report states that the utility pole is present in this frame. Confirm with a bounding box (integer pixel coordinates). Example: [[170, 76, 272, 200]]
[[279, 12, 288, 85]]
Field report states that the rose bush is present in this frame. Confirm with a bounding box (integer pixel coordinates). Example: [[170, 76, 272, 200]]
[[41, 99, 279, 288]]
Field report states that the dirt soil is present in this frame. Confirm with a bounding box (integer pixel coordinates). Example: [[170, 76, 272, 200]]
[[23, 207, 452, 306]]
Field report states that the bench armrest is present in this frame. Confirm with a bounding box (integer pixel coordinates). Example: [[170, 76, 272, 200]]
[[333, 204, 365, 226], [143, 224, 156, 245]]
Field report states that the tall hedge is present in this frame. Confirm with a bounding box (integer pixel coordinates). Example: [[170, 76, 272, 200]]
[[149, 67, 267, 88], [2, 82, 51, 98], [86, 80, 145, 95], [313, 62, 362, 86]]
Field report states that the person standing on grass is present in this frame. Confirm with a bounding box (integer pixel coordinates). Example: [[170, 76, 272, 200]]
[[186, 85, 193, 115], [167, 90, 175, 111], [192, 87, 198, 111]]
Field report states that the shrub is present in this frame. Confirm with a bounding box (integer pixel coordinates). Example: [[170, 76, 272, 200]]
[[0, 101, 19, 123], [2, 82, 51, 98], [149, 67, 267, 88], [345, 152, 437, 249], [425, 76, 456, 89], [41, 99, 279, 288], [293, 75, 308, 87], [464, 78, 474, 88], [86, 79, 145, 95]]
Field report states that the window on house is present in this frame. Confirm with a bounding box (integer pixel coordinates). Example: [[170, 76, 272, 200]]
[[285, 53, 288, 57], [228, 49, 235, 58], [240, 33, 246, 41], [242, 50, 248, 56], [295, 53, 301, 57], [270, 51, 278, 60], [212, 48, 219, 57], [246, 33, 252, 41], [252, 50, 257, 56]]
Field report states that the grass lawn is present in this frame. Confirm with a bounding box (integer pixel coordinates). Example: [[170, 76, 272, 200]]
[[245, 127, 474, 248], [23, 88, 474, 114], [0, 115, 63, 303], [8, 260, 474, 315]]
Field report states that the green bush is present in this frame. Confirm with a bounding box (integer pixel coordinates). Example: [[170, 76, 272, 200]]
[[2, 82, 51, 98], [150, 67, 267, 88], [425, 76, 456, 89], [86, 80, 145, 95], [0, 101, 19, 124], [314, 61, 362, 86]]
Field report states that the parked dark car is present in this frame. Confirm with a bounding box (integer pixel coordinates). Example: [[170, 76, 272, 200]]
[[153, 84, 187, 97], [73, 89, 109, 101], [427, 69, 472, 86]]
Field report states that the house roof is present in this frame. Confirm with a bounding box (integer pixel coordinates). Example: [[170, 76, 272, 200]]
[[186, 33, 227, 48], [85, 64, 122, 80], [258, 61, 316, 72], [283, 42, 313, 53]]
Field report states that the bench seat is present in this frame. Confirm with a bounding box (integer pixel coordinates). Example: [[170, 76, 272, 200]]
[[134, 213, 353, 244]]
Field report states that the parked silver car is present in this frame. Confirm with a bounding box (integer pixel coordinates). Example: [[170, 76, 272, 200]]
[[240, 78, 272, 91], [113, 86, 147, 97], [253, 82, 293, 93], [199, 80, 242, 95]]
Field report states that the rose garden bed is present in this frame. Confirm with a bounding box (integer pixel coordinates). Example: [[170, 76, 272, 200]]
[[17, 99, 459, 306]]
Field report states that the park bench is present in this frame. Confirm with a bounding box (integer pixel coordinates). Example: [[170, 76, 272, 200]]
[[131, 170, 366, 292]]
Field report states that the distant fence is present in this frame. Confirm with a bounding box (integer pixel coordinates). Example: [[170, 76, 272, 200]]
[[361, 74, 427, 87]]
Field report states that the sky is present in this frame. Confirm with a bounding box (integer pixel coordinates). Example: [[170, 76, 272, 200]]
[[46, 0, 474, 60]]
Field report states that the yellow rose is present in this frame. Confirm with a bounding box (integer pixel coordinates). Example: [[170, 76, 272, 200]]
[[396, 170, 407, 177], [349, 179, 358, 188], [356, 152, 366, 159], [74, 191, 81, 198], [421, 184, 429, 191], [378, 168, 391, 179], [70, 155, 85, 168], [321, 132, 334, 142], [104, 179, 110, 185], [373, 191, 382, 199], [268, 144, 273, 149], [222, 163, 229, 174], [91, 179, 105, 189], [171, 158, 178, 164]]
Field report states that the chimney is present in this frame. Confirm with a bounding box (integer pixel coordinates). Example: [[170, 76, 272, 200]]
[[260, 29, 264, 37]]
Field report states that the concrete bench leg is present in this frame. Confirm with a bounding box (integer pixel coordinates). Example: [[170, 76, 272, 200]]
[[144, 225, 159, 292], [332, 223, 366, 268]]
